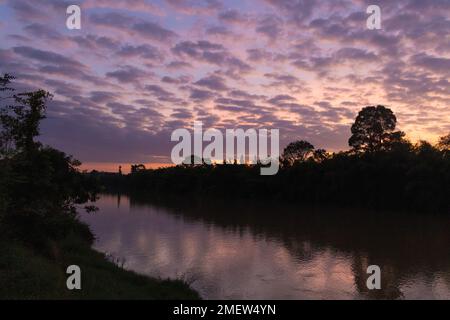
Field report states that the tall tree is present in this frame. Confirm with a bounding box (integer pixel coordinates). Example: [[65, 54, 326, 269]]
[[349, 105, 402, 153], [1, 74, 52, 157], [0, 74, 97, 242], [282, 140, 314, 166]]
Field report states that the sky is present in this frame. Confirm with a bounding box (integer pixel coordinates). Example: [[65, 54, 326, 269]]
[[0, 0, 449, 172]]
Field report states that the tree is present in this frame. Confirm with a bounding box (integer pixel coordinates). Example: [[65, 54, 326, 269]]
[[312, 148, 329, 162], [349, 105, 402, 153], [131, 164, 146, 173], [0, 73, 14, 90], [438, 133, 450, 151], [0, 74, 15, 158], [0, 74, 97, 244], [0, 74, 52, 157], [182, 155, 205, 166], [381, 130, 410, 152], [282, 140, 314, 166]]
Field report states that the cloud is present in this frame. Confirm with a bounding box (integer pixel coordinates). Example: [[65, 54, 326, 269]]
[[89, 91, 118, 104], [116, 44, 164, 62], [264, 73, 300, 86], [145, 84, 184, 104], [90, 12, 177, 42], [264, 0, 318, 25], [218, 9, 249, 24], [13, 46, 85, 68], [172, 40, 251, 77], [194, 75, 228, 91], [246, 48, 275, 62], [171, 108, 192, 119], [411, 53, 450, 76], [23, 23, 65, 42], [206, 25, 232, 36], [161, 75, 191, 85], [189, 88, 217, 102], [166, 60, 193, 69], [165, 0, 222, 15], [44, 79, 83, 97], [106, 66, 151, 85], [268, 94, 296, 105], [84, 0, 163, 15], [2, 0, 448, 167], [71, 35, 119, 51], [256, 14, 284, 41]]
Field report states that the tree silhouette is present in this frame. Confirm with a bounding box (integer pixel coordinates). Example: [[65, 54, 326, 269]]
[[95, 104, 449, 213], [0, 76, 52, 157], [282, 140, 314, 166], [376, 130, 410, 153], [349, 105, 403, 153], [131, 164, 146, 173], [1, 74, 97, 245], [312, 148, 328, 162], [438, 133, 450, 151]]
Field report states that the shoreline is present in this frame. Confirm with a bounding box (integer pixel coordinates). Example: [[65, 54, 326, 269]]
[[0, 228, 200, 300]]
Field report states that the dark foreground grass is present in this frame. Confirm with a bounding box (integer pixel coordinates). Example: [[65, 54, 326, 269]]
[[0, 235, 200, 300]]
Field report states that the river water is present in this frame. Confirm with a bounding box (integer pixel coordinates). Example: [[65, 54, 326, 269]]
[[80, 194, 450, 299]]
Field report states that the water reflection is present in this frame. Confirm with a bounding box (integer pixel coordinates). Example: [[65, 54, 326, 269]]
[[80, 194, 450, 299]]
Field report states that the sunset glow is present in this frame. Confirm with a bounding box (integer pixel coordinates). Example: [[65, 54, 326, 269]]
[[1, 0, 449, 171]]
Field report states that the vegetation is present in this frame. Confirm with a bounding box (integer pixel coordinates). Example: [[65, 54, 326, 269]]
[[0, 74, 199, 299], [0, 235, 199, 299], [99, 107, 449, 214], [349, 105, 404, 153]]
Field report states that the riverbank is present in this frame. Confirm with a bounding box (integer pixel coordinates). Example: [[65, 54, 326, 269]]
[[0, 233, 200, 299]]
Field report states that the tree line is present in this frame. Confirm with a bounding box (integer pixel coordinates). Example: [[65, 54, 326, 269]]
[[99, 107, 449, 213]]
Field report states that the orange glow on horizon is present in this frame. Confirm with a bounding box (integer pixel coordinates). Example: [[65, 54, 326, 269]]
[[80, 162, 175, 174]]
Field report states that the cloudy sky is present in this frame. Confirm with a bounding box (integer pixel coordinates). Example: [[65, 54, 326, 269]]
[[1, 0, 449, 171]]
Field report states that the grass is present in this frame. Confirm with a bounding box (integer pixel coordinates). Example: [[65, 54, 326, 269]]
[[0, 234, 200, 300]]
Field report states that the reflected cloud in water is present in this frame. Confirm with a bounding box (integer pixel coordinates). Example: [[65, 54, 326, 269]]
[[81, 194, 450, 299]]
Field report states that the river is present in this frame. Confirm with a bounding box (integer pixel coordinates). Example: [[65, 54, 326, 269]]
[[80, 194, 450, 299]]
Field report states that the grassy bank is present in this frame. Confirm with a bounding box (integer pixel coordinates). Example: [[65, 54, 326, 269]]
[[0, 235, 200, 300]]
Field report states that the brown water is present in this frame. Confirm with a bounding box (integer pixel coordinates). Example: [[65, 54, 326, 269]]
[[80, 194, 450, 300]]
